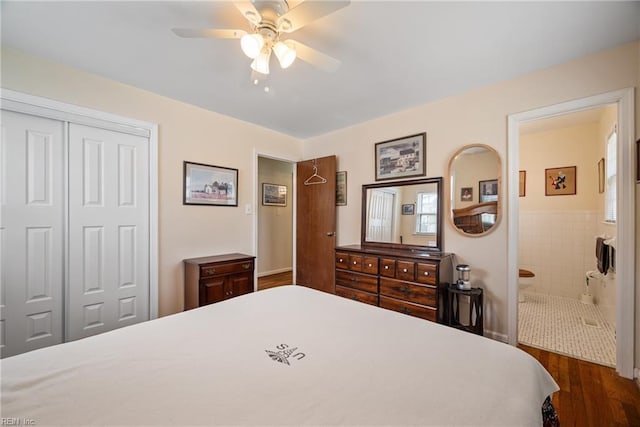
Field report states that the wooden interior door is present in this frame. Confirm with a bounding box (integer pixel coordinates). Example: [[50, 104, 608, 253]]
[[296, 156, 336, 293]]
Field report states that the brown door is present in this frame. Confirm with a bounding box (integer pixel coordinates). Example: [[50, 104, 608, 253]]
[[296, 156, 336, 293]]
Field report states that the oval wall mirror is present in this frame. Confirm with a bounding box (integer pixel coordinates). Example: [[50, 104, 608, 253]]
[[447, 144, 501, 236]]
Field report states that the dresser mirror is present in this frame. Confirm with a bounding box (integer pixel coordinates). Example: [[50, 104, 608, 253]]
[[447, 144, 501, 236], [361, 177, 443, 251]]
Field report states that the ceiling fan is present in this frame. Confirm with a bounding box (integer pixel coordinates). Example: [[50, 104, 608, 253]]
[[172, 0, 350, 75]]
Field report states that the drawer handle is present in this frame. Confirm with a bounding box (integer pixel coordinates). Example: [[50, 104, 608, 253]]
[[402, 268, 408, 273], [242, 263, 251, 269], [339, 258, 344, 263], [423, 271, 430, 276], [353, 261, 357, 265], [368, 263, 372, 267], [352, 295, 360, 301], [402, 307, 411, 315], [400, 286, 410, 295], [351, 277, 359, 282], [384, 266, 389, 270], [206, 268, 216, 274]]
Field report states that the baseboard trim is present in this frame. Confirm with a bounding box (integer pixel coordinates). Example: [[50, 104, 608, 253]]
[[634, 368, 640, 382], [258, 268, 293, 278]]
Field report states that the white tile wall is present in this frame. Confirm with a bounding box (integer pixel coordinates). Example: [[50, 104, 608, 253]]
[[519, 211, 599, 299]]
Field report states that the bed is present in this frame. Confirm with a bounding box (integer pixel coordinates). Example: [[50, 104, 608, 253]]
[[1, 285, 558, 426]]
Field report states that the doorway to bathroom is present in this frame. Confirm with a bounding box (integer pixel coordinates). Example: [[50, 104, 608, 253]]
[[507, 88, 635, 379], [516, 105, 617, 367]]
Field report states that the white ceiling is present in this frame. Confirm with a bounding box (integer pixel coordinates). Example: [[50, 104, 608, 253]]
[[2, 1, 639, 139]]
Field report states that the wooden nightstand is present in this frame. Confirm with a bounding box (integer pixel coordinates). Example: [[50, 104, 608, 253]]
[[446, 285, 483, 335]]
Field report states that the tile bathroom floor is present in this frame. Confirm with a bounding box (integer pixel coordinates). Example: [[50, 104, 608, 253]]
[[518, 292, 616, 367]]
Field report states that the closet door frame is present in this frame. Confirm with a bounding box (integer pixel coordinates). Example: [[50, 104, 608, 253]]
[[1, 88, 159, 320]]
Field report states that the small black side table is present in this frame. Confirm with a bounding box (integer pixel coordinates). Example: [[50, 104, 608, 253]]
[[447, 285, 483, 336]]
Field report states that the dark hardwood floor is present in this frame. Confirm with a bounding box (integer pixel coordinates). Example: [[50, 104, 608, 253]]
[[519, 344, 640, 426], [257, 271, 293, 290], [256, 272, 640, 425]]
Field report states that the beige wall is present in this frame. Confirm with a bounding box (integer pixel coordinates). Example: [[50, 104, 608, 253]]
[[258, 157, 294, 276], [520, 123, 600, 211], [1, 48, 303, 316], [303, 41, 639, 347]]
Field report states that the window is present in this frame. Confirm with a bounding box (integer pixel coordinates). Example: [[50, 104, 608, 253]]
[[415, 191, 437, 234], [605, 127, 617, 223]]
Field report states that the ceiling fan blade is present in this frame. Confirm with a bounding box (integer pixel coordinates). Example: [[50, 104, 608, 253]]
[[278, 0, 350, 33], [172, 28, 247, 39], [234, 1, 262, 25], [288, 39, 341, 73]]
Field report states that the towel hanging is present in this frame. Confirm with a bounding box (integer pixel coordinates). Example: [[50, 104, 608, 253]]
[[595, 237, 609, 275]]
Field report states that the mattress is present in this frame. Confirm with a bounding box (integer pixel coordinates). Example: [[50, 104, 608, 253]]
[[1, 285, 558, 426]]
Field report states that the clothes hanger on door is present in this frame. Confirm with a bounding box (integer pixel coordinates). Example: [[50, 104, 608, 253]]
[[303, 159, 327, 185]]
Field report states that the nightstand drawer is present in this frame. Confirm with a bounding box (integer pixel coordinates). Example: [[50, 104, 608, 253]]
[[349, 254, 363, 272], [379, 278, 436, 307], [200, 260, 253, 277]]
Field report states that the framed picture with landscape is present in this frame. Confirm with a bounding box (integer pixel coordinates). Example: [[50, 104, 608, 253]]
[[262, 183, 287, 207], [374, 132, 426, 181], [183, 161, 238, 206]]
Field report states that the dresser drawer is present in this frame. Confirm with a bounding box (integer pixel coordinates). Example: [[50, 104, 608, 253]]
[[379, 278, 437, 307], [349, 254, 363, 272], [380, 258, 396, 277], [396, 260, 415, 281], [336, 285, 378, 306], [200, 260, 254, 277], [335, 252, 349, 270], [379, 296, 437, 322], [336, 270, 378, 294], [361, 256, 379, 274], [416, 262, 437, 285]]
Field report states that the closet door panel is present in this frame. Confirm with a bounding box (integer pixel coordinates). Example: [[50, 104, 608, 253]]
[[0, 110, 65, 358], [67, 124, 149, 341]]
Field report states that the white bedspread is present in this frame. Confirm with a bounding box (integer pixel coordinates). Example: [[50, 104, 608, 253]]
[[1, 286, 558, 426]]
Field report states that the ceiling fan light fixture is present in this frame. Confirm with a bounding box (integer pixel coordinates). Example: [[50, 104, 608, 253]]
[[240, 33, 264, 59], [273, 40, 296, 69], [250, 48, 271, 75]]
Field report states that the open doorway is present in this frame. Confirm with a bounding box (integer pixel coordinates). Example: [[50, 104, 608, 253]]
[[507, 88, 635, 379], [516, 106, 617, 368], [257, 156, 295, 290]]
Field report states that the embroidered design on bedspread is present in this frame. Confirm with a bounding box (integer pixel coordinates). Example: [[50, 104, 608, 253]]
[[265, 344, 306, 366]]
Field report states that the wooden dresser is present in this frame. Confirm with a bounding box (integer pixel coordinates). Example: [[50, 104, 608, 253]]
[[335, 245, 453, 323], [183, 253, 255, 311]]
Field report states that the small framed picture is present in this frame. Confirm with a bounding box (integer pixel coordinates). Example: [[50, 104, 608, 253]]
[[401, 203, 415, 215], [336, 171, 347, 206], [479, 179, 498, 203], [545, 166, 576, 196], [262, 183, 287, 206], [183, 161, 238, 206], [460, 187, 473, 202], [519, 171, 526, 197], [374, 133, 426, 181]]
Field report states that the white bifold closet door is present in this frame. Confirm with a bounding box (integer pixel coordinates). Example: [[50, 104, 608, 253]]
[[1, 111, 66, 357], [67, 123, 149, 341], [1, 111, 150, 357]]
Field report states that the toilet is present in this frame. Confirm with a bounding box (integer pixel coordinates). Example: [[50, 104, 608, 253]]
[[518, 269, 535, 302]]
